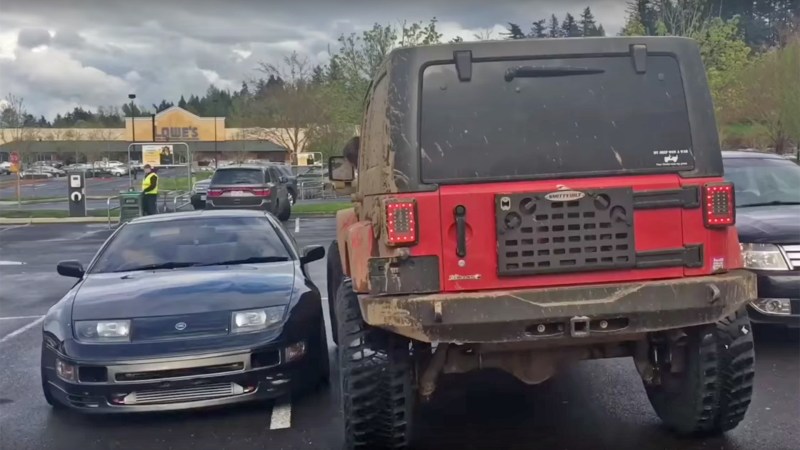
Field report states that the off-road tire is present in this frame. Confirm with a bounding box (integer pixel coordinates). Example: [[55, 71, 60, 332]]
[[646, 308, 755, 436], [326, 240, 343, 345], [336, 279, 415, 450]]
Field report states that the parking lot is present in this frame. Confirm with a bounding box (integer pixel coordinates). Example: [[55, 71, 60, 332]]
[[0, 221, 798, 450]]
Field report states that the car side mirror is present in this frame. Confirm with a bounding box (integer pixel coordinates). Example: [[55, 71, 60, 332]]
[[329, 157, 355, 182], [57, 260, 85, 278], [279, 176, 288, 184], [300, 245, 325, 265]]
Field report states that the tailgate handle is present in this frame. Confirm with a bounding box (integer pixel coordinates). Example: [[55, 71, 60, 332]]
[[454, 205, 467, 258]]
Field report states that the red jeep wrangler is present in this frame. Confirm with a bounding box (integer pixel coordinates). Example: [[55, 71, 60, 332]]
[[326, 37, 757, 449]]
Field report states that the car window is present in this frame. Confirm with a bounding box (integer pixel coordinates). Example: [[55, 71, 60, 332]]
[[723, 157, 800, 207], [211, 168, 264, 185], [90, 217, 292, 273], [420, 55, 694, 183]]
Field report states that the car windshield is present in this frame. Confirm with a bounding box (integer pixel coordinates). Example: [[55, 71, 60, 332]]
[[90, 217, 292, 273], [724, 156, 800, 207], [211, 168, 264, 185]]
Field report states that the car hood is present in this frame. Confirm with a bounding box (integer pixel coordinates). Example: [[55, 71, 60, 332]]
[[736, 205, 800, 244], [71, 262, 297, 320]]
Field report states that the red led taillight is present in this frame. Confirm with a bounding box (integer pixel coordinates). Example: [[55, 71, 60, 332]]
[[385, 199, 417, 246], [251, 188, 271, 197], [703, 182, 735, 228], [208, 188, 224, 198]]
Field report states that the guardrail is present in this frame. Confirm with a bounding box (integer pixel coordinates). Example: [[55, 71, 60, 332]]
[[106, 195, 120, 229]]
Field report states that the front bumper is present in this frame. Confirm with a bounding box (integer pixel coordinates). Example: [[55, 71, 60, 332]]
[[359, 270, 756, 344], [43, 343, 314, 413], [748, 270, 800, 327]]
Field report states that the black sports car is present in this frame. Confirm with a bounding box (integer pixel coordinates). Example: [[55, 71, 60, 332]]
[[41, 210, 329, 413]]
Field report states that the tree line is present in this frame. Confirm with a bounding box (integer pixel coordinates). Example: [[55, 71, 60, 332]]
[[2, 0, 797, 158]]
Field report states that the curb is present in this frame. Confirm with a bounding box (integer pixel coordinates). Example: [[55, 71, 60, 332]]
[[0, 217, 119, 225]]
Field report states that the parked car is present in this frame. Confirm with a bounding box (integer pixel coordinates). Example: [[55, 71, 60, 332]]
[[20, 169, 53, 179], [191, 178, 211, 210], [41, 210, 328, 413], [0, 161, 11, 175], [206, 164, 292, 221], [723, 151, 800, 327], [107, 166, 127, 177], [39, 166, 67, 177]]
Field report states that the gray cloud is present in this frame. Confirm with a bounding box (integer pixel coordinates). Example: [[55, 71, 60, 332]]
[[0, 0, 626, 119], [17, 28, 51, 48]]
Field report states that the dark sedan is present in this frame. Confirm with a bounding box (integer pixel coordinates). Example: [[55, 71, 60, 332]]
[[723, 151, 800, 327], [41, 210, 329, 413]]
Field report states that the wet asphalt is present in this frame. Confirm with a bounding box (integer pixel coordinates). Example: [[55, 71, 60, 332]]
[[0, 220, 798, 450]]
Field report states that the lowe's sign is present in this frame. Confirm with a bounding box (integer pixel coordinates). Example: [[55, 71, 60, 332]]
[[159, 127, 200, 140]]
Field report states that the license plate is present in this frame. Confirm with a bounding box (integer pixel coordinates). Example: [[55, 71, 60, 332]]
[[230, 190, 252, 197], [200, 194, 206, 201]]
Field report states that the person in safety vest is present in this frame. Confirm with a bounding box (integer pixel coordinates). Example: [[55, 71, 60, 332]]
[[141, 164, 159, 215]]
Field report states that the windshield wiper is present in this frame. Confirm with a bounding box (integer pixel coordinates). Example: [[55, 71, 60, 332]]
[[504, 66, 604, 81], [200, 256, 290, 267], [739, 201, 800, 208], [112, 262, 201, 272]]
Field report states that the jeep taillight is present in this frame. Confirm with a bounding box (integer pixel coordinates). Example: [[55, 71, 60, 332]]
[[703, 182, 735, 228], [385, 200, 417, 246]]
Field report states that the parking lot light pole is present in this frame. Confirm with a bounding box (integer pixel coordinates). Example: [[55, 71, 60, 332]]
[[128, 93, 136, 189]]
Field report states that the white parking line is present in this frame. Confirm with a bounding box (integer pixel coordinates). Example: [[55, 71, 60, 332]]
[[0, 315, 43, 321], [0, 223, 30, 234], [0, 316, 44, 344], [269, 396, 292, 430]]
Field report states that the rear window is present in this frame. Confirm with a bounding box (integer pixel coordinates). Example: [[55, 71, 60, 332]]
[[420, 55, 694, 183], [211, 168, 265, 185]]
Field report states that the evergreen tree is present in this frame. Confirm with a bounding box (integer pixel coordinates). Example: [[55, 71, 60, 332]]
[[597, 24, 606, 37], [548, 14, 562, 37], [580, 7, 599, 36], [530, 19, 547, 38], [562, 13, 581, 37], [178, 95, 187, 109], [503, 22, 527, 39]]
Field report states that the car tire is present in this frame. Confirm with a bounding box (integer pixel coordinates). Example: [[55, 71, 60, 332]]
[[294, 316, 330, 396], [40, 361, 65, 410], [326, 240, 342, 345], [276, 195, 291, 221], [336, 279, 416, 450], [645, 307, 755, 436]]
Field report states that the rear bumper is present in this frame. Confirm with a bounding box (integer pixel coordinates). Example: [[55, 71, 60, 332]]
[[206, 199, 272, 210], [359, 270, 757, 344]]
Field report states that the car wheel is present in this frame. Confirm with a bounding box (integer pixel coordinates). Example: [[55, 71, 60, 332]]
[[336, 279, 416, 450], [277, 195, 291, 221], [40, 358, 65, 411], [326, 240, 342, 345], [645, 307, 755, 436]]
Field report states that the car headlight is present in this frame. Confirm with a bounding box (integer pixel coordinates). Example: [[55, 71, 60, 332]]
[[231, 307, 285, 333], [740, 243, 790, 271], [74, 320, 131, 342]]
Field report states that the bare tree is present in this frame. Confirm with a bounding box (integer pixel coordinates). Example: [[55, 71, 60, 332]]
[[0, 94, 36, 166], [255, 52, 323, 161], [473, 28, 496, 41]]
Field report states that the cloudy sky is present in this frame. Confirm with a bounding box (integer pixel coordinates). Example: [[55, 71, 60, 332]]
[[0, 0, 627, 119]]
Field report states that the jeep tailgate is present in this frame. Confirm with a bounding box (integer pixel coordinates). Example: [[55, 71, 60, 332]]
[[438, 175, 696, 292]]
